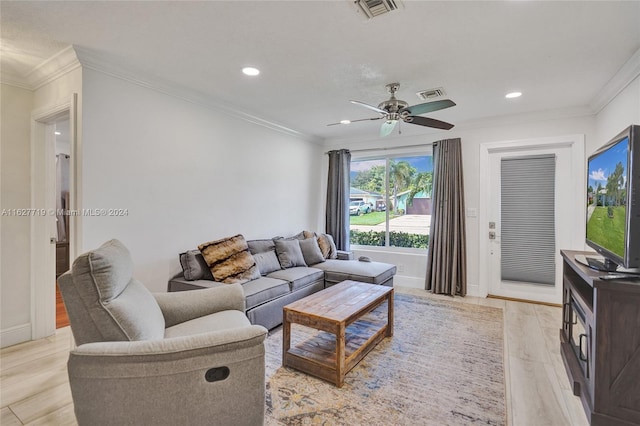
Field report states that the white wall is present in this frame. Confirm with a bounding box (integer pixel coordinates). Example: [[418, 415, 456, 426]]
[[594, 75, 640, 153], [81, 69, 323, 292], [0, 84, 33, 346], [1, 68, 82, 347], [325, 114, 596, 294]]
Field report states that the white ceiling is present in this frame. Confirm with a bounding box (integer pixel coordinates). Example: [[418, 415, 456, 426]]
[[2, 1, 639, 142]]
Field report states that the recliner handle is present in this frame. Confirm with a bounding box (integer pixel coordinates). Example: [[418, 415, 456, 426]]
[[205, 367, 230, 382]]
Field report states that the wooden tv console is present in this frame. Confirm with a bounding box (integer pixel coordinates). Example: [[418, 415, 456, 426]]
[[560, 250, 640, 426]]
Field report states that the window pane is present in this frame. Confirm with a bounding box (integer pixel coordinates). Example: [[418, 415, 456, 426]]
[[388, 156, 432, 249], [349, 159, 386, 247], [349, 155, 432, 249]]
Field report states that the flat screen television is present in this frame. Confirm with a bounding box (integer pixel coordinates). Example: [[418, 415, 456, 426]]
[[584, 124, 640, 271]]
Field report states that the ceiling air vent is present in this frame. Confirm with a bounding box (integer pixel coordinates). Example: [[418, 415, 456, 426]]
[[416, 87, 446, 101], [355, 0, 401, 19]]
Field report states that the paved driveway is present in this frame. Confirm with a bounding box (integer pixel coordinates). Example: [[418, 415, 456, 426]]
[[351, 214, 431, 235]]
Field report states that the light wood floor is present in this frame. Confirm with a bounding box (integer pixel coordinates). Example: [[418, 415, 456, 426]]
[[1, 286, 589, 426]]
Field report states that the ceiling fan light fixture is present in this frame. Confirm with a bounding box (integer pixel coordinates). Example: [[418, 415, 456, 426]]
[[505, 91, 522, 99], [242, 67, 260, 76]]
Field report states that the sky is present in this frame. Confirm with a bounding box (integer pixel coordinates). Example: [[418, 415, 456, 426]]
[[350, 155, 433, 177], [588, 137, 628, 190]]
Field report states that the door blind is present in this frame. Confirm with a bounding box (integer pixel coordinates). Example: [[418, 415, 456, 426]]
[[501, 154, 556, 285]]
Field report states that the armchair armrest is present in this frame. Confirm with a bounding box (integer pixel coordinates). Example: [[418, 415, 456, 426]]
[[336, 250, 354, 260], [153, 283, 245, 327], [70, 324, 266, 359]]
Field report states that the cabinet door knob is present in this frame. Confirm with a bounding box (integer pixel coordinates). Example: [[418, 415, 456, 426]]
[[578, 333, 588, 362]]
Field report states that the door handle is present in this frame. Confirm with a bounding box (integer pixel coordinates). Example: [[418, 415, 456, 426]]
[[578, 334, 588, 362], [562, 302, 570, 325], [50, 237, 57, 244]]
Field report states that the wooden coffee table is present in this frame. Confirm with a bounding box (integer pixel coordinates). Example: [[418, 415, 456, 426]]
[[282, 280, 394, 387]]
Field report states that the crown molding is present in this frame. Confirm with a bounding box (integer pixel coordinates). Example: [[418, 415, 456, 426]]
[[73, 46, 323, 144], [1, 45, 80, 91], [25, 46, 81, 90], [0, 73, 33, 90], [324, 105, 594, 146], [590, 48, 640, 114]]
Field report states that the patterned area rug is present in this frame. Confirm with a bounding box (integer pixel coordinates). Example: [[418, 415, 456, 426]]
[[264, 293, 506, 425]]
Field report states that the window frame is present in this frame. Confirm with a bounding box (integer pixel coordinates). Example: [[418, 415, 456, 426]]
[[349, 147, 433, 253]]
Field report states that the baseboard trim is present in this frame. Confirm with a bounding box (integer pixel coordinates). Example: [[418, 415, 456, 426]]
[[1, 323, 32, 348], [487, 294, 562, 308], [393, 275, 425, 289]]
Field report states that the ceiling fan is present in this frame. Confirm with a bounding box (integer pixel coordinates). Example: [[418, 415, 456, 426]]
[[328, 83, 456, 137]]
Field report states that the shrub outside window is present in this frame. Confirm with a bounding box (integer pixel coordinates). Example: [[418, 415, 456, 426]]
[[349, 154, 432, 249]]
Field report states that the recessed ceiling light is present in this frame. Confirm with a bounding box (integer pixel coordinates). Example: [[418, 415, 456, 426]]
[[242, 67, 260, 76], [340, 120, 351, 125], [55, 131, 61, 135], [505, 91, 522, 99]]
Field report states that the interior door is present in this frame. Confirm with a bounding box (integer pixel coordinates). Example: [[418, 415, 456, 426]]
[[485, 143, 577, 304]]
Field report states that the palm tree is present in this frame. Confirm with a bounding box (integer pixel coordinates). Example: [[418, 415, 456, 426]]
[[388, 160, 415, 213], [407, 172, 433, 207]]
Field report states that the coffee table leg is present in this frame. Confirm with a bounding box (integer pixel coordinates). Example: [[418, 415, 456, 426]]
[[336, 324, 346, 387], [283, 311, 291, 366], [387, 291, 394, 337]]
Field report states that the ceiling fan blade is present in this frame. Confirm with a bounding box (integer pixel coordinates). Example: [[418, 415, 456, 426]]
[[402, 99, 456, 116], [326, 117, 383, 126], [350, 100, 387, 115], [380, 120, 398, 137], [406, 115, 454, 130]]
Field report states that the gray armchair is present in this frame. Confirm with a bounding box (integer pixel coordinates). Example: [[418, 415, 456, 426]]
[[58, 239, 267, 426]]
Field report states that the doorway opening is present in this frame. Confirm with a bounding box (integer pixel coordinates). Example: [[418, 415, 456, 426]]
[[31, 94, 78, 340], [54, 116, 70, 328]]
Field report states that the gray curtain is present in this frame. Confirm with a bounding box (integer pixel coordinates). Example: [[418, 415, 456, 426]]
[[326, 149, 351, 251], [425, 138, 467, 296]]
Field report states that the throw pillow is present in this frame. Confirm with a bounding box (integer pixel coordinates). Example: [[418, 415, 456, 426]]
[[303, 230, 316, 239], [274, 238, 307, 269], [179, 250, 214, 281], [291, 231, 306, 240], [253, 250, 282, 275], [299, 237, 325, 266], [247, 238, 276, 255], [198, 234, 260, 284], [317, 233, 338, 259]]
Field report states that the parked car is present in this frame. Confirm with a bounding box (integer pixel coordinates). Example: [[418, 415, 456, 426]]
[[349, 200, 371, 216], [376, 202, 386, 212]]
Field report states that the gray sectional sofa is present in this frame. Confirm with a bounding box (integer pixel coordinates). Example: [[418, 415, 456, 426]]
[[168, 234, 396, 330]]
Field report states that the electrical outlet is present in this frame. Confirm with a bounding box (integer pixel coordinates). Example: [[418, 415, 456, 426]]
[[397, 264, 405, 273]]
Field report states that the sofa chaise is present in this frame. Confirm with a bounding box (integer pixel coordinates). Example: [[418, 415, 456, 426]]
[[168, 232, 396, 330]]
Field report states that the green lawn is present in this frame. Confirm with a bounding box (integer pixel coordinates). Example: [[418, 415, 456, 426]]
[[587, 206, 625, 257], [350, 211, 399, 225]]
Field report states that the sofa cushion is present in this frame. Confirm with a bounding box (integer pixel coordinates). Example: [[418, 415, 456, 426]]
[[317, 233, 338, 259], [253, 250, 282, 276], [311, 259, 396, 285], [267, 267, 324, 291], [179, 250, 214, 281], [242, 276, 290, 309], [299, 237, 325, 266], [274, 239, 307, 269], [198, 234, 260, 284]]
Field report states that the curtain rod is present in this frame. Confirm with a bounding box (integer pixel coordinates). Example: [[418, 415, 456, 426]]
[[325, 142, 433, 155]]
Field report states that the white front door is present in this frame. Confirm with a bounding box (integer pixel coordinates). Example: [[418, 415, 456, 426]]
[[479, 135, 585, 304]]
